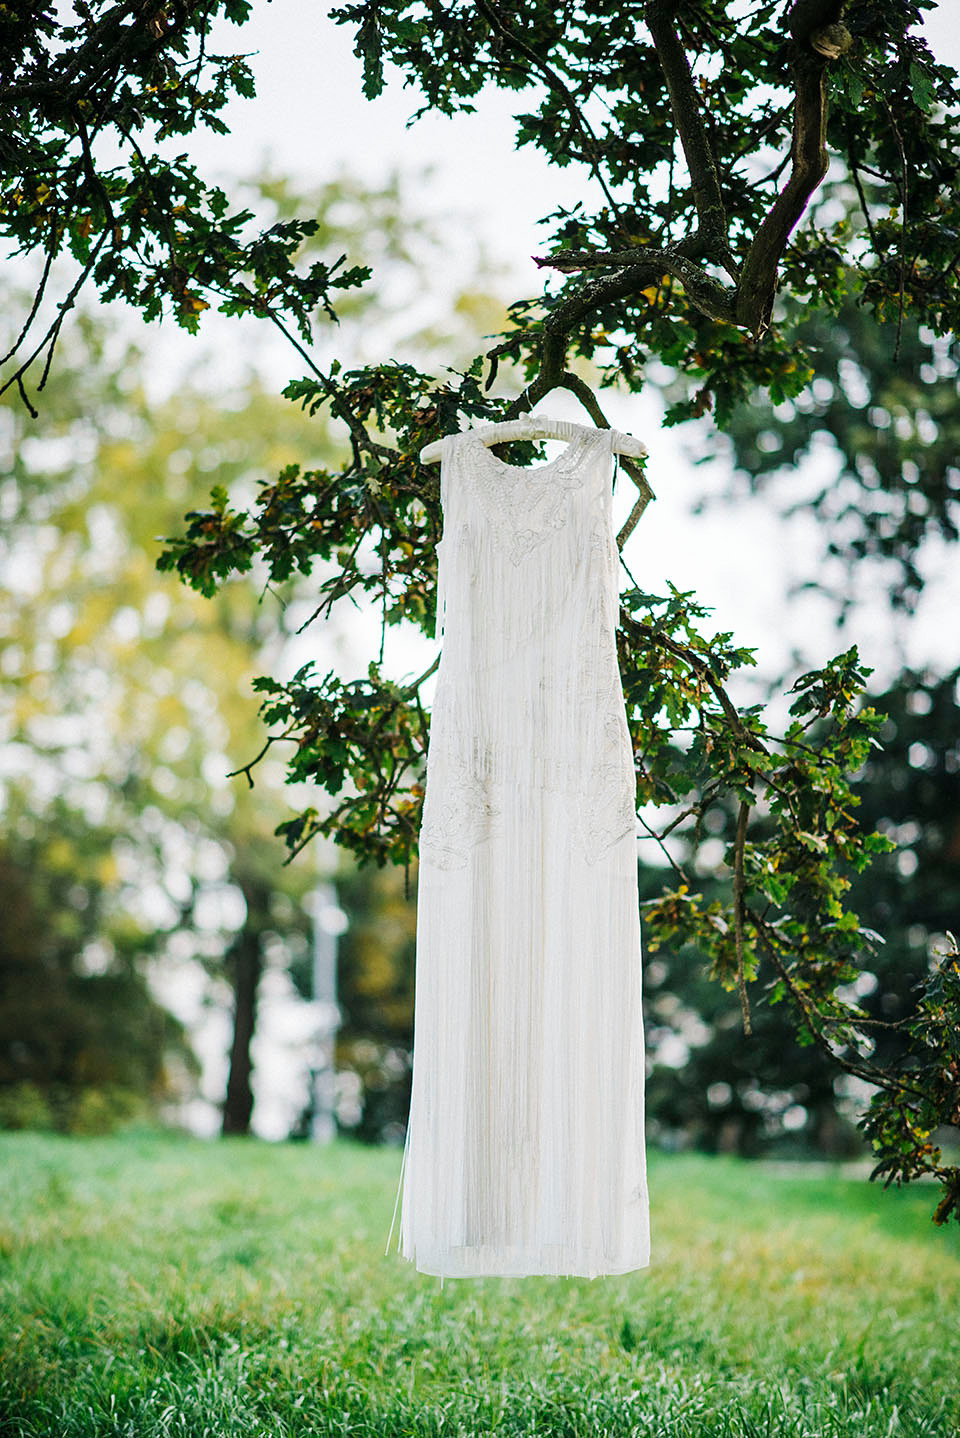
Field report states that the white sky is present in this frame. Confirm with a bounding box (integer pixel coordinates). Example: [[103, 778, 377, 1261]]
[[141, 3, 960, 1136], [191, 2, 960, 278], [170, 0, 960, 694]]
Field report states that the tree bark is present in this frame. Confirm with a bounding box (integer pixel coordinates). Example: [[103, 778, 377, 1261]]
[[221, 925, 264, 1137]]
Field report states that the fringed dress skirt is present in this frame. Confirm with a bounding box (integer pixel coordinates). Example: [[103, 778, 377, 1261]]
[[399, 426, 650, 1278]]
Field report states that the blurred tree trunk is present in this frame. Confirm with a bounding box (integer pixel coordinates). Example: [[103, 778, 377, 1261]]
[[221, 876, 273, 1137], [221, 933, 262, 1136]]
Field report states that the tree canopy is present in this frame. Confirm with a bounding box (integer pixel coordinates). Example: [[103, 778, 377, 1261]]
[[2, 0, 958, 1220]]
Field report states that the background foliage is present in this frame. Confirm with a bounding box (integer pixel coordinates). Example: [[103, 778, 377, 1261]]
[[1, 1, 959, 1216]]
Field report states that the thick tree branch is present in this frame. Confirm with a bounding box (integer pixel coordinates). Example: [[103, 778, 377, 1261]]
[[645, 0, 730, 258], [529, 1, 850, 358], [736, 1, 850, 335], [5, 0, 192, 116], [551, 371, 655, 521], [491, 366, 655, 524], [2, 0, 140, 103], [489, 246, 737, 413], [616, 492, 652, 550], [534, 244, 737, 321], [554, 368, 611, 427], [519, 0, 749, 351]]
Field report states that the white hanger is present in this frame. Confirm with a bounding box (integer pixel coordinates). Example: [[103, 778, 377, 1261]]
[[418, 414, 648, 464]]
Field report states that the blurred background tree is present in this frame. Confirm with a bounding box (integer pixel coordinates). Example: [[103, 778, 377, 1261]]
[[0, 293, 322, 1134], [2, 3, 959, 1218], [0, 169, 504, 1138], [0, 787, 198, 1133], [296, 863, 417, 1146], [634, 179, 960, 1163], [693, 180, 960, 621], [2, 162, 958, 1163]]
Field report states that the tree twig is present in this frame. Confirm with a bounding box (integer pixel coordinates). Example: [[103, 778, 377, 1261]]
[[402, 654, 440, 698], [734, 798, 752, 1035], [0, 224, 112, 405], [474, 0, 629, 233]]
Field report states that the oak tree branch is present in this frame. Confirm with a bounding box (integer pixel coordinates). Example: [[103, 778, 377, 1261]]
[[735, 0, 849, 335], [644, 0, 730, 259]]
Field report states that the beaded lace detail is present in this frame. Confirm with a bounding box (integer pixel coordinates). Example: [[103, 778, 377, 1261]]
[[460, 428, 595, 566], [419, 426, 636, 869]]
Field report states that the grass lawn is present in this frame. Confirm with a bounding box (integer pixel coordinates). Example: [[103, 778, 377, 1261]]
[[0, 1131, 957, 1437]]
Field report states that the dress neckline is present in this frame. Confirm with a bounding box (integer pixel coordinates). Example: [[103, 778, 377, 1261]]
[[461, 426, 595, 478]]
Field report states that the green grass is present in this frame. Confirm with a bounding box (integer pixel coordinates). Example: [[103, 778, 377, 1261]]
[[0, 1131, 957, 1437]]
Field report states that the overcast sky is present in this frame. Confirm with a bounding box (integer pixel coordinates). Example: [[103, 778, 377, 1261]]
[[148, 3, 960, 1137], [155, 2, 960, 696], [193, 2, 960, 273]]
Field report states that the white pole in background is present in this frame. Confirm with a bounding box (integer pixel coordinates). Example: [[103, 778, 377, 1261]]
[[310, 878, 347, 1143]]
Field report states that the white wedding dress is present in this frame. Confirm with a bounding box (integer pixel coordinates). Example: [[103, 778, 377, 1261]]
[[399, 425, 649, 1278]]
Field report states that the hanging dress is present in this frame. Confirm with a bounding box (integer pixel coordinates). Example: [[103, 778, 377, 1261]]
[[399, 425, 650, 1278]]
